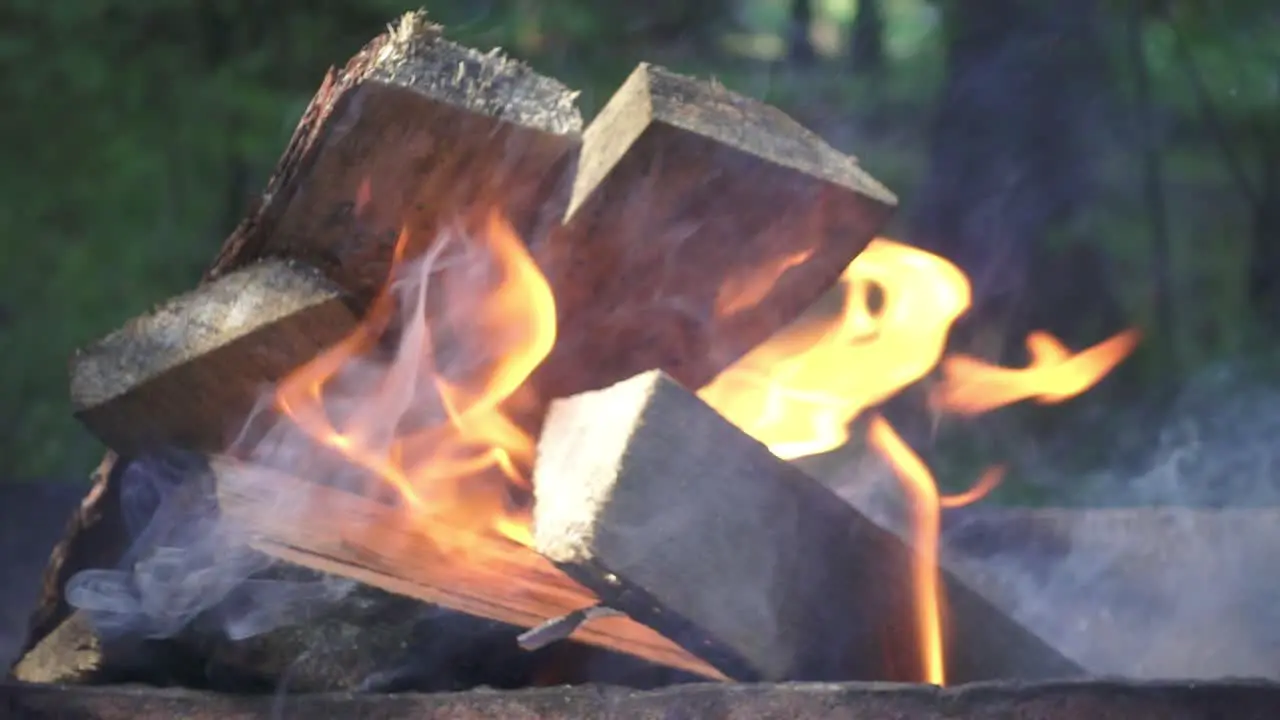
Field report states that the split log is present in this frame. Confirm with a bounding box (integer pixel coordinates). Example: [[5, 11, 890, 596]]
[[6, 679, 1280, 720], [530, 62, 896, 397], [70, 260, 357, 457], [206, 11, 584, 303], [205, 13, 893, 396], [19, 456, 127, 664], [532, 370, 1082, 683], [210, 456, 726, 681], [8, 611, 189, 687], [10, 612, 105, 684]]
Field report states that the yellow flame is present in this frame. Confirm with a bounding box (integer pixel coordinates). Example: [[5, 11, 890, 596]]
[[699, 237, 1139, 685]]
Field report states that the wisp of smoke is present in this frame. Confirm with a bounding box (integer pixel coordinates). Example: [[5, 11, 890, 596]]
[[65, 451, 351, 643], [63, 224, 522, 669], [822, 363, 1280, 680]]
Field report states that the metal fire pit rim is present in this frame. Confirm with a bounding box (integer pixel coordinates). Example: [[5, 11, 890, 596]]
[[5, 676, 1279, 700]]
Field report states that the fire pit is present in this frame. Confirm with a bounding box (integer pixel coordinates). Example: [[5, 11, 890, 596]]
[[6, 11, 1280, 719]]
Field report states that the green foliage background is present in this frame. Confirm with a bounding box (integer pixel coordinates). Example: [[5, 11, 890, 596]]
[[2, 0, 1276, 493]]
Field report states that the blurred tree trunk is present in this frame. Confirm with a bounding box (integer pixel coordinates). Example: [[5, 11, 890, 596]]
[[884, 0, 1118, 456], [1248, 137, 1280, 331], [907, 0, 1111, 357], [848, 0, 886, 76], [787, 0, 817, 65], [1125, 0, 1176, 374]]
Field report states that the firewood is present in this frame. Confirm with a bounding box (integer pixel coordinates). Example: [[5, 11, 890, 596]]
[[530, 62, 896, 397], [531, 370, 1082, 683], [9, 610, 214, 688], [210, 456, 726, 681], [70, 260, 357, 457], [31, 12, 897, 662], [206, 11, 584, 304]]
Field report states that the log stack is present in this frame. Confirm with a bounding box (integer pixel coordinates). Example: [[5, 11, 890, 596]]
[[12, 10, 1090, 697]]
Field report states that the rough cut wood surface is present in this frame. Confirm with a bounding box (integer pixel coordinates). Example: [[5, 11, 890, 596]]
[[530, 62, 895, 398], [533, 371, 1081, 684], [71, 260, 357, 457], [5, 679, 1280, 720], [18, 455, 126, 664], [206, 11, 583, 303]]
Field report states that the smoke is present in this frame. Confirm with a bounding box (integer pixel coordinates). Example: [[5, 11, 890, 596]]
[[819, 362, 1280, 680], [64, 451, 352, 643], [59, 222, 578, 692]]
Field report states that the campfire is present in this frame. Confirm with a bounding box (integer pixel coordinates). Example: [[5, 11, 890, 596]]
[[7, 12, 1280, 720]]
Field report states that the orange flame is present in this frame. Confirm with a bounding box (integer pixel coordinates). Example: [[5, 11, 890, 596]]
[[698, 237, 1137, 686], [267, 203, 1135, 687], [272, 210, 553, 553], [699, 238, 972, 460], [930, 329, 1141, 415], [716, 247, 816, 318]]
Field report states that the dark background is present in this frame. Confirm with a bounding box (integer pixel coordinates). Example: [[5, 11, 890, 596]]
[[3, 0, 1278, 506]]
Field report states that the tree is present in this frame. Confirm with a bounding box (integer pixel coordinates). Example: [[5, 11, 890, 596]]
[[907, 0, 1113, 358], [848, 0, 886, 76], [1158, 3, 1280, 335]]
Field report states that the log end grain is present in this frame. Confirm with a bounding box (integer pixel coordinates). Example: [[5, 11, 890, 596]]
[[209, 11, 584, 301], [537, 65, 898, 398], [70, 260, 357, 456]]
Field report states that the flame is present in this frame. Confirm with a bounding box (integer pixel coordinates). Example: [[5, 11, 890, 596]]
[[271, 210, 553, 553], [266, 200, 1135, 686], [716, 247, 815, 318], [699, 238, 972, 460], [930, 329, 1142, 415], [698, 237, 1138, 686]]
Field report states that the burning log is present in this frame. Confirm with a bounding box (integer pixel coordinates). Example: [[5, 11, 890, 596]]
[[205, 11, 583, 304], [530, 62, 896, 398], [32, 11, 897, 668], [532, 370, 1082, 683], [12, 612, 108, 684], [70, 260, 357, 457]]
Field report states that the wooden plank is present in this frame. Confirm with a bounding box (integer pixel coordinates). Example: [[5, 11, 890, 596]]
[[532, 370, 1082, 683], [210, 457, 726, 681], [70, 260, 357, 457], [18, 455, 126, 665], [531, 62, 896, 398]]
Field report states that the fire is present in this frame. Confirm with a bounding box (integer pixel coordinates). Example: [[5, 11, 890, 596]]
[[930, 329, 1141, 415], [271, 210, 554, 553], [697, 237, 1138, 686], [268, 202, 1135, 687], [698, 238, 972, 459]]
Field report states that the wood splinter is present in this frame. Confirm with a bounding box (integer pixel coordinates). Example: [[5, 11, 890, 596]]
[[532, 370, 1085, 683], [517, 605, 624, 651]]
